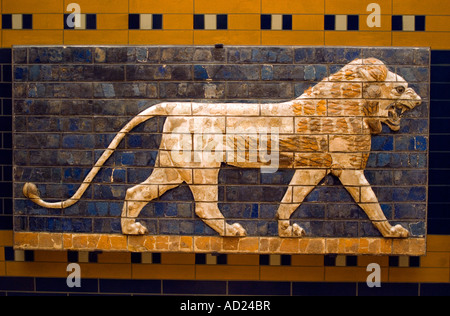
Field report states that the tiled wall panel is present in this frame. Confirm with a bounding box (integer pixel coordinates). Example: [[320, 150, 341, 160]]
[[0, 0, 449, 297]]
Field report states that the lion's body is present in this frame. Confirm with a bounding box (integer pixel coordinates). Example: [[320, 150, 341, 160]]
[[23, 58, 422, 238]]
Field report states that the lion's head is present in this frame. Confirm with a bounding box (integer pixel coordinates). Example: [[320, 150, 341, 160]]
[[335, 58, 422, 133], [298, 58, 422, 134]]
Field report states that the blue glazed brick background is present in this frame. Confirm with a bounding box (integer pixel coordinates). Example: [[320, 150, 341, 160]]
[[12, 46, 430, 238]]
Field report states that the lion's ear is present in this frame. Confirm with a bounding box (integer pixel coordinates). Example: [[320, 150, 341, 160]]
[[358, 59, 388, 82]]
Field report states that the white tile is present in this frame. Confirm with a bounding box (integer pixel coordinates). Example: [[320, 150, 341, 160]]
[[141, 14, 153, 30], [403, 15, 415, 31], [12, 14, 23, 30], [205, 14, 217, 30], [74, 14, 86, 30], [271, 14, 283, 30], [335, 15, 347, 31]]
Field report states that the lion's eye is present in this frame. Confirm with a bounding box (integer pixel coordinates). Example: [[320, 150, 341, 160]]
[[396, 86, 406, 94]]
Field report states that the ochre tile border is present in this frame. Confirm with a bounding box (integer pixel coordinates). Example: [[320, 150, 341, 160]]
[[13, 232, 426, 256]]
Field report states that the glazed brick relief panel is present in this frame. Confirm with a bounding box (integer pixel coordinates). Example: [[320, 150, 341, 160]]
[[12, 46, 430, 255]]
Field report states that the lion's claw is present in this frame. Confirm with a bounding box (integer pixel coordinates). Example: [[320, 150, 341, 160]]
[[122, 220, 148, 235], [278, 220, 305, 237], [225, 223, 247, 237]]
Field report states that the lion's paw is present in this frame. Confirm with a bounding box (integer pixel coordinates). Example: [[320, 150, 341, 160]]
[[389, 224, 410, 238], [278, 220, 305, 238], [122, 220, 148, 235], [224, 223, 247, 237]]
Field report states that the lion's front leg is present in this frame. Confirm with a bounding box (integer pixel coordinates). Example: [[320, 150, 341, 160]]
[[338, 169, 409, 238], [277, 169, 328, 237]]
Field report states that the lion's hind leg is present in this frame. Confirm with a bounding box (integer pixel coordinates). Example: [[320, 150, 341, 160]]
[[189, 168, 246, 237], [337, 169, 409, 238], [121, 168, 184, 235]]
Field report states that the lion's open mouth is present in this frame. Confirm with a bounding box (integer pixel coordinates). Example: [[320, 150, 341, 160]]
[[384, 102, 411, 131]]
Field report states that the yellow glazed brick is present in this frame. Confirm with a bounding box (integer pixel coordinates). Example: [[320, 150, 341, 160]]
[[0, 231, 13, 246], [79, 263, 131, 279], [393, 32, 450, 50], [63, 0, 128, 14], [97, 14, 129, 30], [427, 236, 450, 252], [326, 0, 392, 14], [130, 30, 194, 45], [0, 262, 5, 276], [293, 15, 324, 31], [388, 267, 449, 283], [227, 254, 260, 266], [291, 255, 324, 266], [420, 252, 450, 268], [64, 30, 128, 45], [6, 262, 68, 277], [32, 14, 63, 30], [260, 266, 325, 281], [426, 16, 450, 32], [163, 14, 194, 30], [393, 0, 450, 15], [3, 0, 62, 13], [262, 31, 324, 46], [133, 264, 196, 279], [161, 253, 195, 265], [262, 0, 324, 14], [195, 0, 261, 14], [34, 251, 67, 262], [325, 267, 388, 282], [2, 30, 63, 47], [228, 14, 261, 30], [0, 247, 4, 261], [325, 31, 392, 47], [130, 0, 194, 13], [194, 31, 261, 45], [97, 252, 131, 264]]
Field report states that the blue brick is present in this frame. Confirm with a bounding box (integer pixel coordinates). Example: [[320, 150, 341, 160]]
[[193, 65, 208, 80], [93, 218, 121, 233], [371, 135, 394, 151], [394, 203, 426, 219], [220, 203, 258, 219], [261, 65, 273, 80]]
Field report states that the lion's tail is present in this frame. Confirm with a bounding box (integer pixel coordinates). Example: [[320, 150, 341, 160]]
[[23, 103, 170, 209]]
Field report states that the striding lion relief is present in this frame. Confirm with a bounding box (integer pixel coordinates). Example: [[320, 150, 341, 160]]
[[22, 58, 422, 239]]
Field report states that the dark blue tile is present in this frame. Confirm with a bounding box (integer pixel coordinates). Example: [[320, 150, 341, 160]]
[[261, 14, 271, 30], [431, 83, 450, 100], [347, 15, 359, 30], [128, 14, 140, 29], [86, 14, 97, 30], [0, 277, 34, 291], [415, 15, 426, 31], [194, 14, 205, 30], [293, 282, 356, 296], [392, 15, 403, 31], [282, 15, 292, 30], [228, 281, 290, 295], [431, 50, 450, 65], [153, 14, 163, 29], [163, 280, 226, 295], [0, 49, 11, 64], [64, 14, 74, 29], [421, 283, 450, 296], [100, 279, 161, 294], [358, 282, 418, 296], [36, 277, 98, 293], [217, 14, 227, 30], [324, 15, 335, 30], [1, 15, 12, 29], [428, 218, 450, 234], [22, 14, 33, 29]]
